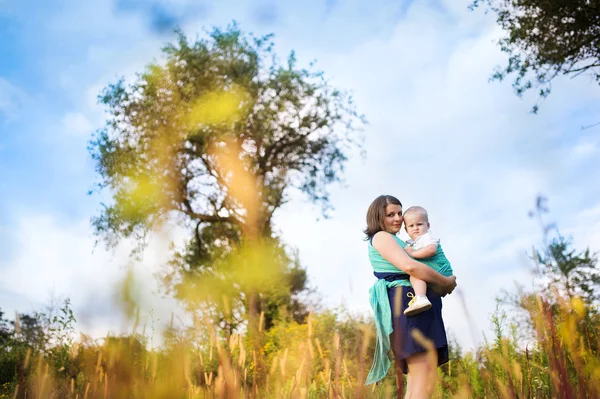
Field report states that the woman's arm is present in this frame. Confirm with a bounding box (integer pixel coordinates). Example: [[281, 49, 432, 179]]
[[372, 232, 456, 294]]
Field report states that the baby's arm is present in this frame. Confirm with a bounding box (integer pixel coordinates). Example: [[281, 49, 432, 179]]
[[405, 243, 438, 259]]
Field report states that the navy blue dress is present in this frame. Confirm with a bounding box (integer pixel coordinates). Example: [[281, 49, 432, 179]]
[[373, 272, 449, 374]]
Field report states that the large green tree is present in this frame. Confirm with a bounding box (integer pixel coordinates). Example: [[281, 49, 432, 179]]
[[89, 24, 362, 332], [471, 0, 600, 113]]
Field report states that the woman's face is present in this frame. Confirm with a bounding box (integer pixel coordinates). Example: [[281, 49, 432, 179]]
[[383, 203, 403, 234]]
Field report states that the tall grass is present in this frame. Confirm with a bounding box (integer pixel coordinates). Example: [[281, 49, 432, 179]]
[[4, 283, 600, 398]]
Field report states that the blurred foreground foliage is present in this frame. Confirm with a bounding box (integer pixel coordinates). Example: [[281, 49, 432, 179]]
[[2, 231, 600, 398]]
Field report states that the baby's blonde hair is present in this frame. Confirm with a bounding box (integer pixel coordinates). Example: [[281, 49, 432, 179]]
[[403, 206, 429, 222]]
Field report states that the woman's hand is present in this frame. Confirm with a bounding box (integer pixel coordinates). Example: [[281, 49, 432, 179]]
[[431, 276, 457, 297], [444, 275, 457, 295]]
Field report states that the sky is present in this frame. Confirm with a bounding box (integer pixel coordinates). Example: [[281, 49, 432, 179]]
[[1, 0, 600, 350]]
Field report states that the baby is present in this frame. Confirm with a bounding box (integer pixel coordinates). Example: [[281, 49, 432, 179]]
[[402, 206, 454, 316]]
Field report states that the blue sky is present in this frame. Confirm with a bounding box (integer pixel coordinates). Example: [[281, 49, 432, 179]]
[[1, 0, 600, 348]]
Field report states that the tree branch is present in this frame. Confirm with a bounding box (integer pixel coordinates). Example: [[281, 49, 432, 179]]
[[181, 197, 235, 224], [581, 121, 600, 131], [565, 63, 600, 77], [259, 128, 314, 175]]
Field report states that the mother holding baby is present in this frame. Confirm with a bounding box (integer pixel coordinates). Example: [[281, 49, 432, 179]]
[[365, 195, 457, 399]]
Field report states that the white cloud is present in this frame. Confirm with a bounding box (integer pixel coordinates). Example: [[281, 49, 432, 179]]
[[563, 204, 600, 253], [0, 78, 27, 122], [0, 212, 187, 341], [60, 112, 95, 137], [569, 135, 599, 161]]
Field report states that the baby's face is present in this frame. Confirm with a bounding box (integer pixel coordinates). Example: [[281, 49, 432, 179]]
[[404, 213, 430, 241]]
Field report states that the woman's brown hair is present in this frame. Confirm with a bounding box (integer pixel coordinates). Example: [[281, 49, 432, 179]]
[[364, 195, 403, 239]]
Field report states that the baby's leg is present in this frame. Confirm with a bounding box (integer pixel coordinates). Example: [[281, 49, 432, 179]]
[[404, 276, 432, 317], [410, 276, 427, 296]]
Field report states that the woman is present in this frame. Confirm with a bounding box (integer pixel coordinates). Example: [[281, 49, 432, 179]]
[[365, 195, 457, 398]]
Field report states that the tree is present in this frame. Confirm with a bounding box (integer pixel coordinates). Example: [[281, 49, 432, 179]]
[[0, 308, 16, 390], [526, 196, 600, 305], [471, 0, 600, 113], [0, 309, 10, 346], [89, 23, 363, 331], [0, 300, 79, 398], [536, 236, 600, 305]]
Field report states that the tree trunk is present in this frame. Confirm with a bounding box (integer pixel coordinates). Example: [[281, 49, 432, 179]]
[[247, 291, 265, 391]]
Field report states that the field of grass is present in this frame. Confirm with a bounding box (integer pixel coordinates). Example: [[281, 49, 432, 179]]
[[2, 269, 600, 399]]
